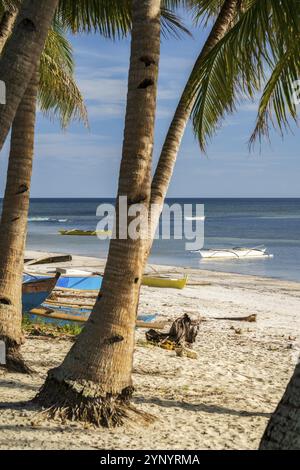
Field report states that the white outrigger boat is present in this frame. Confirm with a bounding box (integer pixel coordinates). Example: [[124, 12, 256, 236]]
[[194, 246, 273, 260], [185, 215, 205, 221]]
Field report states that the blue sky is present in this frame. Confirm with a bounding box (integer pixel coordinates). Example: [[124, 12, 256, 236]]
[[0, 12, 299, 198]]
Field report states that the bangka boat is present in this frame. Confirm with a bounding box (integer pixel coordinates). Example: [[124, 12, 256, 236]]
[[185, 216, 205, 221], [24, 268, 188, 290], [22, 272, 61, 313], [142, 274, 188, 289], [194, 246, 273, 260], [26, 303, 158, 326], [59, 229, 112, 236], [24, 269, 103, 291]]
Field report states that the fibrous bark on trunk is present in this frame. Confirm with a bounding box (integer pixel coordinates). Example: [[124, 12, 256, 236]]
[[259, 362, 300, 449], [0, 70, 39, 373], [34, 0, 161, 427], [0, 7, 18, 52], [0, 0, 58, 152]]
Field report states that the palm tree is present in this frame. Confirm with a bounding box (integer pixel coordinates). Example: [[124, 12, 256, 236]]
[[259, 363, 300, 449], [0, 0, 189, 153], [151, 0, 300, 446], [0, 19, 87, 372], [0, 0, 59, 152], [0, 0, 187, 372], [149, 0, 300, 246], [151, 0, 300, 448], [148, 0, 239, 249], [35, 0, 161, 427]]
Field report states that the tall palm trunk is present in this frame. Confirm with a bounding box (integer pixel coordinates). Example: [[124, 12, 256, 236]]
[[35, 0, 161, 427], [0, 0, 58, 152], [147, 0, 238, 248], [0, 70, 38, 372], [259, 363, 300, 449], [0, 7, 18, 51]]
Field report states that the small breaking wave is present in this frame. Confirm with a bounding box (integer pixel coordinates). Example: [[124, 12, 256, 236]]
[[28, 217, 68, 223]]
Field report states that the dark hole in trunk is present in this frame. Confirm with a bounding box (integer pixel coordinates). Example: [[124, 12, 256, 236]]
[[139, 56, 156, 67], [104, 335, 124, 345], [137, 79, 154, 89], [16, 184, 29, 195], [0, 297, 12, 305], [19, 18, 36, 32]]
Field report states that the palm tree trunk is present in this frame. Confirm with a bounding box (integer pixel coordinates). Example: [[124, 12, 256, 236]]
[[34, 0, 161, 427], [0, 7, 18, 52], [0, 70, 39, 373], [259, 363, 300, 449], [0, 0, 58, 152], [147, 0, 238, 248]]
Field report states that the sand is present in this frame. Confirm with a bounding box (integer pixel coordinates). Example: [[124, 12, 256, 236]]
[[0, 250, 299, 450]]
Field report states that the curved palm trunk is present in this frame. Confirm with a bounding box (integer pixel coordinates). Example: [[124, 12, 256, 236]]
[[259, 363, 300, 449], [0, 8, 18, 51], [147, 0, 238, 250], [0, 71, 38, 372], [0, 0, 58, 152], [35, 0, 161, 427]]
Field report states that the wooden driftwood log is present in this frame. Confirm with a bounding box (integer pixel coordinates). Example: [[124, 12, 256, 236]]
[[211, 314, 257, 322]]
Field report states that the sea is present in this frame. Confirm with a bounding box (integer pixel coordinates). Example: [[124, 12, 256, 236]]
[[8, 198, 300, 283]]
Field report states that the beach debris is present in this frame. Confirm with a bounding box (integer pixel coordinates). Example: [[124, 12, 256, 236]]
[[175, 346, 198, 359], [214, 314, 257, 322], [25, 254, 72, 266], [230, 326, 242, 334], [145, 313, 199, 356]]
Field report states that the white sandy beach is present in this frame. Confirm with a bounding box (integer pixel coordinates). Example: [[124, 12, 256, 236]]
[[0, 250, 299, 450]]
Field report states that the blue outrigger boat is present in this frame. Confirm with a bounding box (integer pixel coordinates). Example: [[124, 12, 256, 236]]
[[23, 270, 102, 291], [22, 272, 61, 313]]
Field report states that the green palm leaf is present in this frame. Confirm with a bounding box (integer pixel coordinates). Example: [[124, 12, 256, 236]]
[[39, 20, 88, 128], [188, 0, 300, 150], [56, 0, 191, 39], [250, 40, 300, 144]]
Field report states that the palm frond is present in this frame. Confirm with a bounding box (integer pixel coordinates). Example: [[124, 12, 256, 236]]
[[39, 21, 88, 128], [188, 0, 300, 150], [250, 40, 300, 145], [56, 0, 131, 38], [56, 0, 191, 39], [161, 7, 192, 39]]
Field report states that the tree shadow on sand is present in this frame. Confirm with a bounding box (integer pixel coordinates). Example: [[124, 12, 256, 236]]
[[0, 379, 39, 392], [135, 396, 271, 418], [0, 399, 37, 411]]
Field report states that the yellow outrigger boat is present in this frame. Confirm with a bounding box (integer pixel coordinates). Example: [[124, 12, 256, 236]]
[[59, 229, 112, 236], [142, 274, 188, 289]]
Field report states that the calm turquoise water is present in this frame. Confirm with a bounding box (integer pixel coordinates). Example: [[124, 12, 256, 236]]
[[8, 198, 300, 283]]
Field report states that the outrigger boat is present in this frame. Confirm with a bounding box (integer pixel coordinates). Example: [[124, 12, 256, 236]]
[[142, 274, 188, 289], [194, 246, 273, 260], [24, 269, 188, 290], [22, 272, 61, 313], [23, 269, 102, 291], [59, 229, 112, 236], [185, 216, 205, 221], [26, 302, 158, 327]]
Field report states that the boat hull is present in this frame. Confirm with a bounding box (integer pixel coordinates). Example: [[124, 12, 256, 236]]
[[142, 275, 188, 289], [22, 273, 60, 313], [25, 306, 157, 326], [198, 248, 270, 259], [24, 271, 187, 290]]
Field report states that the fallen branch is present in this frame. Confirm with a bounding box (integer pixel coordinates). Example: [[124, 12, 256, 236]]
[[211, 314, 257, 322]]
